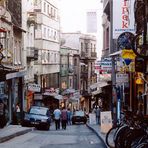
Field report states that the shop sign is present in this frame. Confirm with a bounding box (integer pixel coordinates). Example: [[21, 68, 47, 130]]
[[100, 111, 112, 133], [116, 73, 129, 83], [89, 113, 96, 125], [121, 49, 136, 60], [113, 0, 135, 39], [28, 83, 41, 92], [34, 94, 42, 100]]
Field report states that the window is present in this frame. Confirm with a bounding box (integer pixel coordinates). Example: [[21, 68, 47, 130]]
[[54, 53, 56, 62], [51, 7, 53, 16], [18, 41, 21, 64], [54, 9, 56, 18], [44, 27, 46, 38], [51, 30, 53, 39], [48, 52, 50, 62], [54, 31, 57, 40], [44, 2, 46, 13], [85, 43, 88, 53], [74, 59, 77, 66], [81, 42, 83, 51], [34, 0, 38, 5], [94, 44, 96, 52], [91, 43, 93, 52], [47, 4, 49, 15]]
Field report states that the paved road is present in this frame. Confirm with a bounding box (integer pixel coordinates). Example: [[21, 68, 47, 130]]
[[0, 123, 106, 148]]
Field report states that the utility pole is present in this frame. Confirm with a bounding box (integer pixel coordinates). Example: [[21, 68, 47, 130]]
[[110, 0, 117, 124]]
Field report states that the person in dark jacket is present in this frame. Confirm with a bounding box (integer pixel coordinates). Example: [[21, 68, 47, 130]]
[[61, 107, 67, 130], [0, 99, 5, 128]]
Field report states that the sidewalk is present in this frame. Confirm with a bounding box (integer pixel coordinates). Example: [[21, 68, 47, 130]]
[[0, 125, 34, 143], [86, 123, 108, 148]]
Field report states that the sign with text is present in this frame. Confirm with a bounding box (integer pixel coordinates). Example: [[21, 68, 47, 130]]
[[89, 113, 96, 125], [100, 111, 112, 133], [116, 73, 129, 83], [113, 0, 135, 39], [28, 83, 41, 92]]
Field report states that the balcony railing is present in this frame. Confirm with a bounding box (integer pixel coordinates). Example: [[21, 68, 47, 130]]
[[91, 52, 97, 57], [27, 12, 37, 26]]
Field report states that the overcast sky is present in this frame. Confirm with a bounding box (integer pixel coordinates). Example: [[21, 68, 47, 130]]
[[58, 0, 103, 59]]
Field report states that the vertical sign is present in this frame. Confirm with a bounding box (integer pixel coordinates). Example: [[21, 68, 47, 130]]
[[89, 113, 97, 125], [100, 111, 112, 133], [113, 0, 135, 39]]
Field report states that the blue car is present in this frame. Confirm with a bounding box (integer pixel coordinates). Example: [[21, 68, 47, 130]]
[[21, 106, 51, 130]]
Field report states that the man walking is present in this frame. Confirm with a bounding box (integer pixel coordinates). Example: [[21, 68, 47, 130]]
[[95, 106, 101, 124], [53, 107, 61, 130], [61, 107, 67, 129]]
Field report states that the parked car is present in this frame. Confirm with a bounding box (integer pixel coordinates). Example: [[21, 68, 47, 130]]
[[72, 111, 87, 124], [21, 106, 51, 130]]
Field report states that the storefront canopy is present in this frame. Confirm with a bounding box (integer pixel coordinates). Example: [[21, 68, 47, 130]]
[[61, 88, 76, 95], [54, 95, 63, 100]]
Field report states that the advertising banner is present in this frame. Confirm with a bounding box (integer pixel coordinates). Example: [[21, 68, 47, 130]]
[[113, 0, 135, 39], [100, 111, 112, 133], [89, 113, 97, 125]]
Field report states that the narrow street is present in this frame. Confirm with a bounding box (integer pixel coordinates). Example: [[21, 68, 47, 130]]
[[0, 123, 106, 148]]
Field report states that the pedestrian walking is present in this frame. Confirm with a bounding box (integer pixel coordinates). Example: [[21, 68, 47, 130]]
[[95, 106, 101, 124], [0, 99, 6, 128], [15, 103, 21, 124], [53, 107, 61, 130], [61, 107, 67, 130], [67, 108, 72, 125]]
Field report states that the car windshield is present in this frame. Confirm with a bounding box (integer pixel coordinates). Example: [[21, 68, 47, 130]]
[[29, 107, 47, 116], [75, 111, 84, 116]]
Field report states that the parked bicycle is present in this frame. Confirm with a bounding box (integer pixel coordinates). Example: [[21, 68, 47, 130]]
[[105, 111, 148, 148]]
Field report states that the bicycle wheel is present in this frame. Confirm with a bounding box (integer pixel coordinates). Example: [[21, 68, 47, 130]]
[[105, 126, 119, 148], [135, 142, 148, 148], [114, 125, 129, 148]]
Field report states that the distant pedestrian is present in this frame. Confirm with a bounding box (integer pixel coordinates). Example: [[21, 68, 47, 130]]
[[53, 107, 61, 130], [61, 107, 67, 130], [0, 99, 5, 128], [95, 106, 101, 124], [16, 103, 21, 124], [67, 108, 72, 125]]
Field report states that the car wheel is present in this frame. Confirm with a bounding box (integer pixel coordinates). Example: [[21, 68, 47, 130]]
[[45, 124, 50, 130], [21, 121, 26, 127]]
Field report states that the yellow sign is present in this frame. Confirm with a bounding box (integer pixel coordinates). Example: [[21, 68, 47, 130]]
[[121, 49, 136, 60]]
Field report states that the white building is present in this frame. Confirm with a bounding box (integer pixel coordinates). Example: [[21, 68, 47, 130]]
[[22, 0, 60, 109]]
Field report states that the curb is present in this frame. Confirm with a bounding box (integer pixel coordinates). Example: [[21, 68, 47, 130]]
[[86, 123, 108, 148], [0, 128, 34, 143]]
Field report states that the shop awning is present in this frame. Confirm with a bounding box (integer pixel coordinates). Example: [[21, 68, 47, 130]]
[[54, 95, 63, 100], [90, 82, 109, 90], [43, 92, 57, 97], [109, 50, 122, 57], [91, 90, 102, 96], [61, 88, 76, 95]]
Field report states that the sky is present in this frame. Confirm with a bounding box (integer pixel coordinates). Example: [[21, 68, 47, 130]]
[[58, 0, 103, 59]]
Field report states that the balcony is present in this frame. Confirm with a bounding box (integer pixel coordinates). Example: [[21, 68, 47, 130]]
[[81, 71, 88, 79], [27, 12, 37, 26], [81, 51, 90, 59], [26, 47, 38, 60], [91, 52, 97, 58], [68, 65, 74, 73]]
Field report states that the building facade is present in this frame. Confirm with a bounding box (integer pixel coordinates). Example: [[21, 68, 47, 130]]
[[61, 32, 97, 113], [22, 0, 61, 110], [0, 0, 26, 125]]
